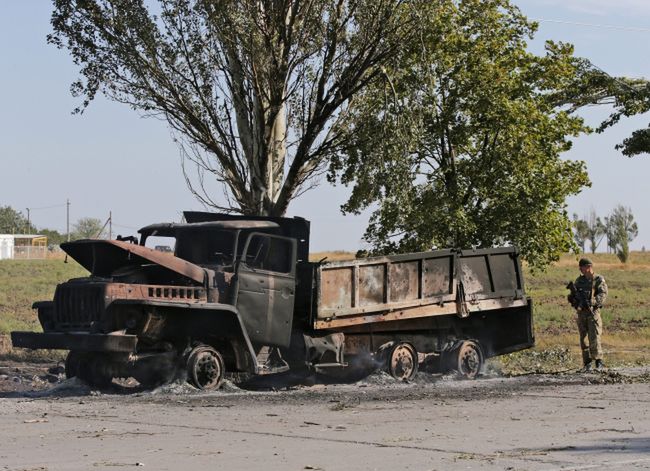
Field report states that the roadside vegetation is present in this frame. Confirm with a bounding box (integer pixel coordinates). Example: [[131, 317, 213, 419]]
[[2, 252, 649, 369]]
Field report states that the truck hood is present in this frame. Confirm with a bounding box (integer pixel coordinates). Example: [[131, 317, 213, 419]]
[[61, 240, 206, 285]]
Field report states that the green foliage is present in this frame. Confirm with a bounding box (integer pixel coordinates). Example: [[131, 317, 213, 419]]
[[72, 217, 105, 240], [0, 206, 31, 234], [555, 57, 650, 156], [331, 0, 590, 269], [49, 0, 419, 216], [38, 228, 67, 247], [573, 209, 605, 254], [604, 205, 638, 263], [572, 214, 589, 253]]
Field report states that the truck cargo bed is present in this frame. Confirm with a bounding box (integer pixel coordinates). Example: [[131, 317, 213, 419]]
[[313, 247, 526, 330]]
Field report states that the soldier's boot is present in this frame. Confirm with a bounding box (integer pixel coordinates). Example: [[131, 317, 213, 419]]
[[595, 359, 605, 370], [583, 360, 592, 372]]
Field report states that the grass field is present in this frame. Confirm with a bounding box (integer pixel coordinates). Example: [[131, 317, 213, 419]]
[[1, 252, 649, 369]]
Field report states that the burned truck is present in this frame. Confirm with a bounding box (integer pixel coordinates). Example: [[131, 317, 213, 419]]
[[11, 212, 534, 389]]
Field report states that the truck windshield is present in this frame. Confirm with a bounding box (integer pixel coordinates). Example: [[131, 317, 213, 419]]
[[175, 230, 235, 266]]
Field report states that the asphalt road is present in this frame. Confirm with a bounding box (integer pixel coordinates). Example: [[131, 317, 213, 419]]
[[1, 368, 649, 471]]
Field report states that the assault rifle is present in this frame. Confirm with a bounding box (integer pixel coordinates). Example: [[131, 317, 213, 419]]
[[566, 281, 593, 313]]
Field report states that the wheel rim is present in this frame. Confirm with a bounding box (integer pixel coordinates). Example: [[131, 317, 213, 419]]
[[188, 347, 224, 390], [457, 341, 482, 379], [389, 343, 418, 381]]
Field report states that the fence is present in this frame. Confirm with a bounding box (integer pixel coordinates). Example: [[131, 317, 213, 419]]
[[12, 245, 48, 260]]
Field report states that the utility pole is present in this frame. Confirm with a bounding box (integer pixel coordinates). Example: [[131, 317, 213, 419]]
[[66, 199, 70, 242], [109, 211, 112, 239], [26, 208, 30, 234]]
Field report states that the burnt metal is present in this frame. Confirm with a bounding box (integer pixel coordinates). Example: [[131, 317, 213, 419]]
[[61, 239, 207, 284], [11, 332, 137, 352], [11, 212, 534, 390]]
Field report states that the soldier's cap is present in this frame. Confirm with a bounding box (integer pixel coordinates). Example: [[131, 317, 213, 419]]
[[579, 257, 593, 267]]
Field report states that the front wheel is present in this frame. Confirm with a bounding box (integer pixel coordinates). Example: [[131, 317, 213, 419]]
[[186, 345, 225, 390]]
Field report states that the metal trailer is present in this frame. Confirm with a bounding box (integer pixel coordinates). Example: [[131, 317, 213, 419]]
[[305, 248, 534, 379], [11, 212, 534, 389]]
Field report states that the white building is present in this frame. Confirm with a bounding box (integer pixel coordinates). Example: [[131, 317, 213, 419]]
[[0, 235, 14, 260], [0, 235, 48, 260]]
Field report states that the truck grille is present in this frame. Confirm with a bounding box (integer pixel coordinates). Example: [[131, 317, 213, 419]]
[[53, 283, 105, 330]]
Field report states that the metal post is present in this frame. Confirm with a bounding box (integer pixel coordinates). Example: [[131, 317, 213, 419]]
[[66, 199, 70, 242]]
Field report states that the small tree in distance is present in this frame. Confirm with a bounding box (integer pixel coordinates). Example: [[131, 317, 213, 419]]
[[72, 217, 106, 240], [605, 205, 638, 263], [583, 208, 606, 254], [572, 214, 589, 253]]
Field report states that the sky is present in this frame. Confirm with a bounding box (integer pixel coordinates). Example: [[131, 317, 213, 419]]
[[1, 1, 649, 252]]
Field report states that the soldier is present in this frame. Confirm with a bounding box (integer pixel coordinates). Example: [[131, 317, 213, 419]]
[[567, 258, 608, 371]]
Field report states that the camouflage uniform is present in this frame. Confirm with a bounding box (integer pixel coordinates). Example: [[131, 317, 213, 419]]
[[572, 273, 608, 364]]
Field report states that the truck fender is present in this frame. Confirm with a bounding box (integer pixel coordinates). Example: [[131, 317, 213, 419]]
[[112, 300, 260, 374]]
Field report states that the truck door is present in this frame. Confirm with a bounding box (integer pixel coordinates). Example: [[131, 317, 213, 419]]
[[235, 233, 297, 347]]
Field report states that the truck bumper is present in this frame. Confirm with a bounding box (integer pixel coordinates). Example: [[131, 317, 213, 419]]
[[10, 331, 138, 353]]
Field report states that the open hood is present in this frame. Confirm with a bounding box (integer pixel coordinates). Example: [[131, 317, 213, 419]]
[[61, 240, 206, 285]]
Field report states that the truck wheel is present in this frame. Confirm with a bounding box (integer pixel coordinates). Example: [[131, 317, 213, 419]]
[[387, 343, 418, 381], [187, 345, 225, 390], [75, 353, 114, 388], [64, 351, 82, 379], [446, 340, 483, 379]]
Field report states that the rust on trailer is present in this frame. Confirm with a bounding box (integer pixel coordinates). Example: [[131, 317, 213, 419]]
[[313, 301, 459, 330], [314, 248, 525, 331]]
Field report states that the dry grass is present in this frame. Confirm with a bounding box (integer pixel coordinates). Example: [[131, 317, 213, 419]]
[[1, 251, 648, 367], [309, 251, 356, 262]]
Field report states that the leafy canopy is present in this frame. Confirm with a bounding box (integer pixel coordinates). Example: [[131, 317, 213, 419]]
[[0, 206, 30, 234], [49, 0, 417, 216], [331, 0, 590, 268]]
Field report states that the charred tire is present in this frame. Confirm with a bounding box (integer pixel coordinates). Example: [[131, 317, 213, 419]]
[[187, 345, 225, 390], [76, 353, 114, 388], [386, 342, 418, 381], [64, 351, 83, 379], [445, 340, 483, 379]]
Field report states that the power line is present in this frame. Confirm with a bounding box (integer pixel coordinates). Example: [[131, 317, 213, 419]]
[[27, 203, 68, 211], [532, 18, 650, 33]]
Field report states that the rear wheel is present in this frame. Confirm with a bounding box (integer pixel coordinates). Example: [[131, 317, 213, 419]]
[[186, 345, 225, 390], [386, 342, 418, 381], [445, 340, 483, 379]]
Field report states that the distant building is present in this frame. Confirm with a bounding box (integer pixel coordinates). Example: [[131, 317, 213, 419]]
[[0, 234, 48, 260], [0, 235, 12, 260]]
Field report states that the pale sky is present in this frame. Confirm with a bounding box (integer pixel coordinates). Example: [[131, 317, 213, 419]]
[[1, 1, 649, 252]]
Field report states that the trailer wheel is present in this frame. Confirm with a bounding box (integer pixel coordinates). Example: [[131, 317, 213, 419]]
[[187, 345, 225, 390], [387, 343, 418, 381], [446, 340, 483, 379]]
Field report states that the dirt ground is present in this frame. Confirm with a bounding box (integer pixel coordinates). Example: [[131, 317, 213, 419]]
[[1, 363, 649, 471]]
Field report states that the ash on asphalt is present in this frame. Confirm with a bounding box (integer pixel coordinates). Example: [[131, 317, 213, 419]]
[[1, 360, 649, 404]]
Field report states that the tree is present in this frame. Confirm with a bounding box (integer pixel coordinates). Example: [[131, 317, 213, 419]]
[[0, 206, 31, 234], [577, 208, 605, 254], [605, 205, 638, 263], [572, 214, 589, 253], [330, 0, 589, 268], [554, 57, 650, 157], [49, 0, 419, 216], [39, 229, 67, 247], [72, 217, 106, 240]]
